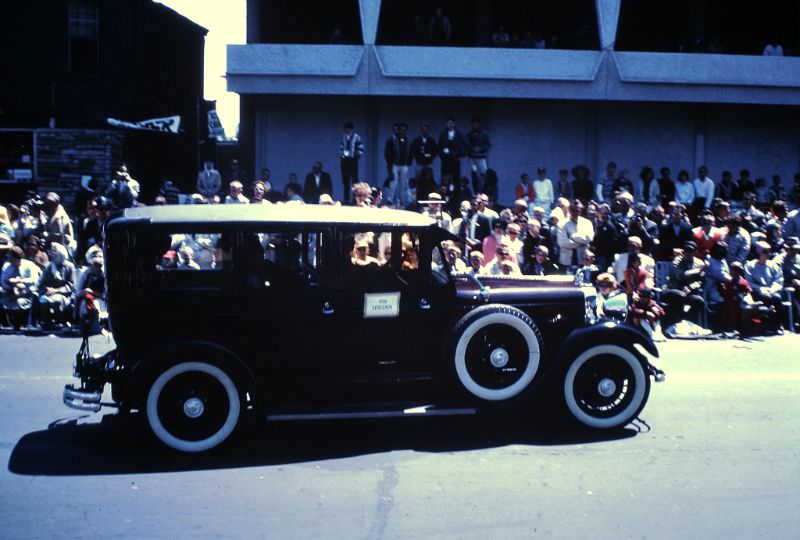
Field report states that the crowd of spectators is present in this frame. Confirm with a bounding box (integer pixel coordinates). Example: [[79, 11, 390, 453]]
[[3, 138, 800, 341]]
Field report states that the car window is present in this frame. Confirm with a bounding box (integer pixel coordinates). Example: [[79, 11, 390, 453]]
[[154, 231, 234, 291], [245, 229, 322, 289]]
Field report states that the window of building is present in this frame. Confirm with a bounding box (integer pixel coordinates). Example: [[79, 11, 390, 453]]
[[376, 0, 599, 50], [616, 1, 800, 55], [257, 0, 363, 44], [69, 0, 99, 74]]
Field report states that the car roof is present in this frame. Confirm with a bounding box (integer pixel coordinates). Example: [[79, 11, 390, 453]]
[[116, 203, 437, 228]]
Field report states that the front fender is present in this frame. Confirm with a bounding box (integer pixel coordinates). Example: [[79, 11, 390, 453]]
[[559, 322, 659, 363]]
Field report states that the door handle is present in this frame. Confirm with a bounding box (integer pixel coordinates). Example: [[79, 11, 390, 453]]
[[322, 302, 334, 315], [419, 298, 431, 311]]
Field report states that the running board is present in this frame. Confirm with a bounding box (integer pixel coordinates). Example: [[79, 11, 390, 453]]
[[266, 405, 476, 422]]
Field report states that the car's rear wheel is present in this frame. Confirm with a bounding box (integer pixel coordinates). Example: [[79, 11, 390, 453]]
[[563, 345, 650, 429], [146, 361, 241, 452], [453, 305, 542, 401]]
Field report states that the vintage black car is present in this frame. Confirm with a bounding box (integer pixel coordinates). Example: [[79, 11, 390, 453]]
[[64, 204, 663, 452]]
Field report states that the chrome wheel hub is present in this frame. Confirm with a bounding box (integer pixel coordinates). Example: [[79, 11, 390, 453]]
[[489, 348, 510, 368], [597, 378, 617, 398], [183, 397, 205, 419]]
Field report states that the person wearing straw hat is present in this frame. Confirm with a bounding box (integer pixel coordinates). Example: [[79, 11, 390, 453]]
[[420, 192, 451, 230]]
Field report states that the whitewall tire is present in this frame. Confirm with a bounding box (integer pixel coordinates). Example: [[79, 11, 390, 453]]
[[146, 361, 241, 452], [563, 345, 649, 429], [453, 306, 542, 401]]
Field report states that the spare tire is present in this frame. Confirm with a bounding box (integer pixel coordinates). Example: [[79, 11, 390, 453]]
[[452, 304, 543, 401]]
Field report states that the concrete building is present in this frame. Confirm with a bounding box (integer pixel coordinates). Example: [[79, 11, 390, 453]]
[[228, 0, 800, 205]]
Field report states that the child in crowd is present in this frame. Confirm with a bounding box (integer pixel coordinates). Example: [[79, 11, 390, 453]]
[[629, 288, 665, 338], [595, 272, 627, 322], [574, 249, 599, 286]]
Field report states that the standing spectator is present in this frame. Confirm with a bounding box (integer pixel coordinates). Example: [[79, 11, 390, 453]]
[[197, 160, 222, 200], [410, 123, 438, 180], [634, 166, 660, 207], [741, 191, 765, 229], [596, 161, 618, 204], [515, 173, 536, 208], [555, 168, 573, 201], [428, 7, 452, 44], [571, 166, 594, 204], [466, 117, 491, 193], [790, 173, 800, 206], [491, 25, 510, 47], [612, 168, 634, 196], [745, 241, 785, 327], [438, 117, 466, 192], [482, 219, 506, 263], [224, 180, 250, 204], [557, 200, 595, 269], [737, 169, 756, 198], [521, 220, 550, 270], [754, 177, 771, 207], [657, 166, 676, 205], [469, 194, 496, 244], [483, 169, 499, 208], [303, 161, 333, 204], [715, 171, 739, 201], [385, 122, 413, 208], [106, 164, 141, 209], [769, 175, 785, 204], [763, 40, 784, 56], [724, 213, 751, 267], [532, 168, 555, 214], [693, 166, 715, 211], [675, 169, 696, 206], [339, 121, 364, 204], [593, 204, 622, 271]]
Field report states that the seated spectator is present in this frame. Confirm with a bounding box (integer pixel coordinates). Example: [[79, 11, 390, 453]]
[[24, 235, 49, 270], [703, 242, 732, 330], [724, 213, 751, 267], [745, 241, 785, 330], [612, 236, 655, 288], [351, 182, 372, 207], [1, 246, 41, 328], [574, 250, 599, 287], [36, 242, 76, 329], [505, 223, 524, 266], [524, 245, 558, 276], [468, 251, 484, 275], [444, 244, 468, 274], [177, 245, 201, 270], [481, 244, 520, 276], [251, 180, 271, 205], [623, 253, 650, 294], [491, 25, 510, 47], [593, 204, 622, 270], [658, 201, 694, 260], [629, 288, 665, 338], [159, 179, 181, 205], [782, 240, 800, 331], [660, 241, 706, 328], [693, 211, 724, 259], [76, 250, 106, 334], [482, 219, 506, 263], [723, 262, 764, 337], [225, 180, 250, 204], [595, 273, 627, 322]]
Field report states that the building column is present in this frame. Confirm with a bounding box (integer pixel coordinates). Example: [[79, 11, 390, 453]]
[[359, 0, 381, 45], [595, 0, 622, 50], [693, 105, 707, 173]]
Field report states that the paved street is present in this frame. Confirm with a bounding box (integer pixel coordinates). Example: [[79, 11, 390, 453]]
[[1, 334, 799, 539]]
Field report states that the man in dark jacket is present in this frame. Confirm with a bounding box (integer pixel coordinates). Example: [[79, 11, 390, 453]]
[[466, 116, 491, 194], [410, 123, 438, 180], [384, 123, 413, 208], [438, 117, 466, 189], [303, 161, 333, 204], [657, 166, 676, 206], [658, 201, 694, 260]]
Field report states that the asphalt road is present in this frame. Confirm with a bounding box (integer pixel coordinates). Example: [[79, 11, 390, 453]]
[[1, 334, 799, 540]]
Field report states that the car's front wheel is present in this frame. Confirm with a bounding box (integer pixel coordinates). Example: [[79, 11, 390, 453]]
[[563, 345, 650, 429], [146, 361, 241, 452]]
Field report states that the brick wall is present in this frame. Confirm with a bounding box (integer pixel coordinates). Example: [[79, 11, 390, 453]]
[[36, 129, 124, 210]]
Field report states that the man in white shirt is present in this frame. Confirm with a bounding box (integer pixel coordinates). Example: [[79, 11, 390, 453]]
[[557, 200, 594, 268], [693, 166, 715, 210], [611, 236, 655, 287], [532, 167, 554, 215]]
